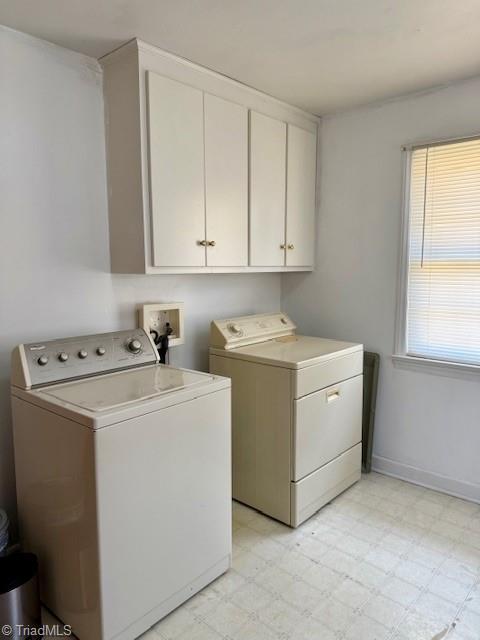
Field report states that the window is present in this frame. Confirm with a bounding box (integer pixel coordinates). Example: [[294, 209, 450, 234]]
[[400, 136, 480, 367]]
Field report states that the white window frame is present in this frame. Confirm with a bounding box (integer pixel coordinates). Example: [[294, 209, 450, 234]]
[[393, 134, 480, 379]]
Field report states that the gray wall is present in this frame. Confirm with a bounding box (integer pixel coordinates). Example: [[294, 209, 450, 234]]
[[0, 27, 281, 527], [283, 77, 480, 502]]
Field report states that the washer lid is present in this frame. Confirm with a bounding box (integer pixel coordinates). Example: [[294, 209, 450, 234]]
[[39, 364, 215, 412], [211, 335, 362, 369]]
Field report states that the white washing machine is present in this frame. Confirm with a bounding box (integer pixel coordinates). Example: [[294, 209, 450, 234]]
[[11, 329, 231, 640], [210, 312, 363, 527]]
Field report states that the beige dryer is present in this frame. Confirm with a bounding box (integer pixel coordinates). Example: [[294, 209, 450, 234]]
[[210, 312, 363, 527]]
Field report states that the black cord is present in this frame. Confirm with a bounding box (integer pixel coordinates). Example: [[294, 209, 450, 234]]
[[158, 334, 169, 364], [151, 323, 173, 364]]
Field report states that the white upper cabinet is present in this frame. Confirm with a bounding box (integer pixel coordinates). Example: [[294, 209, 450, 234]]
[[204, 94, 248, 267], [147, 72, 206, 267], [250, 116, 317, 269], [286, 124, 317, 267], [101, 39, 318, 274], [250, 112, 287, 267]]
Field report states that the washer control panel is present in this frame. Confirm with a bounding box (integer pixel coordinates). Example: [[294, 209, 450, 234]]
[[12, 329, 158, 389], [210, 312, 296, 350]]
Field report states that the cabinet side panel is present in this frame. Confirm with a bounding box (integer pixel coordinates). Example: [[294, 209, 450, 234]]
[[102, 49, 146, 273], [12, 399, 102, 640], [210, 354, 291, 523]]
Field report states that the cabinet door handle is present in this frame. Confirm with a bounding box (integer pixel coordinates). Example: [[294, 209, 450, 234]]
[[280, 243, 286, 249], [326, 388, 340, 403], [207, 240, 216, 247], [197, 240, 208, 246], [287, 243, 295, 250]]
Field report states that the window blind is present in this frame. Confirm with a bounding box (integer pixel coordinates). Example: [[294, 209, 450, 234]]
[[406, 137, 480, 365]]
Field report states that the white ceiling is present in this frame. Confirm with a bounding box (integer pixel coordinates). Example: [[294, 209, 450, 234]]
[[1, 0, 480, 114]]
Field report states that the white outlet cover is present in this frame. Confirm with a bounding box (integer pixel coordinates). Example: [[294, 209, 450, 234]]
[[138, 303, 184, 347]]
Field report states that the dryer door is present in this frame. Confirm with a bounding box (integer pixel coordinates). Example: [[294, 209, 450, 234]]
[[293, 374, 362, 481]]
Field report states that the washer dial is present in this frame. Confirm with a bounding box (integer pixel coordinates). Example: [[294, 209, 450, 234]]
[[127, 338, 142, 354]]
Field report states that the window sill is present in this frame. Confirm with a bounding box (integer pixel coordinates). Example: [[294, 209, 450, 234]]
[[392, 354, 480, 380]]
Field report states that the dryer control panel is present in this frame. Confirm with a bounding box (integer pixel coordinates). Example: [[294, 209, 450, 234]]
[[210, 312, 296, 350], [11, 329, 158, 389]]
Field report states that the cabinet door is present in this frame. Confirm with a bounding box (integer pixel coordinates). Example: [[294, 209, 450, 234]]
[[204, 94, 248, 266], [147, 72, 206, 267], [250, 111, 287, 266], [286, 124, 317, 267]]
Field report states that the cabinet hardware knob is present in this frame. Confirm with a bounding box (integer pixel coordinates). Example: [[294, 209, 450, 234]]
[[197, 240, 208, 246], [287, 243, 295, 250], [280, 243, 286, 249], [208, 240, 216, 247]]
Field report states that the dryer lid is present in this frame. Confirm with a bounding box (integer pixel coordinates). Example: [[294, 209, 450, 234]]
[[38, 364, 214, 412], [211, 335, 363, 369]]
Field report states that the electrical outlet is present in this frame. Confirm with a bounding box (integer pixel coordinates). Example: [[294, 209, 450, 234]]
[[138, 303, 184, 347]]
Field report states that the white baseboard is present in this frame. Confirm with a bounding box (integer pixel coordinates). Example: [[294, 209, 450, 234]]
[[371, 455, 480, 504]]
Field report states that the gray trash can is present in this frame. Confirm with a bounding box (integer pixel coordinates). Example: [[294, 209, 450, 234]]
[[0, 553, 41, 639]]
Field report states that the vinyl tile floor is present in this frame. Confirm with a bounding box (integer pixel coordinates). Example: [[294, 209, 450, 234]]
[[46, 473, 480, 640]]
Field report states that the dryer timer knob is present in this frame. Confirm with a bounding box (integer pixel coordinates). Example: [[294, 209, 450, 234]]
[[228, 323, 242, 334]]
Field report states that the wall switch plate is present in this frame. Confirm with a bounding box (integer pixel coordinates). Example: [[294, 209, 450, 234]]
[[138, 303, 184, 347]]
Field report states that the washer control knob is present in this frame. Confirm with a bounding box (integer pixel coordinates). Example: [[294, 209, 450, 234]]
[[96, 347, 106, 356], [127, 339, 142, 354], [58, 352, 69, 362], [38, 355, 49, 366], [78, 349, 88, 359]]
